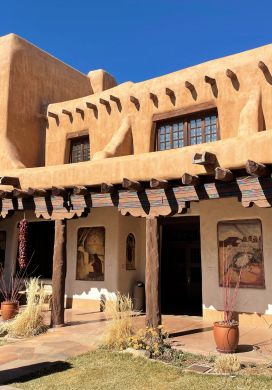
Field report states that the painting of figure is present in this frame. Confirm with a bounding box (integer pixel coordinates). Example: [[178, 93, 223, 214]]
[[76, 227, 105, 281], [218, 219, 265, 289]]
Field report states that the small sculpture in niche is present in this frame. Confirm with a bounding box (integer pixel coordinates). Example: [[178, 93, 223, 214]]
[[126, 233, 136, 270]]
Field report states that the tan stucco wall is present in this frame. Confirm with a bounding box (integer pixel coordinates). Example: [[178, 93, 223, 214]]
[[46, 43, 272, 167], [0, 34, 93, 169]]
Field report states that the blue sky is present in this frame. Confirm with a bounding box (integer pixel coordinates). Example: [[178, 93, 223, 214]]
[[1, 1, 272, 83]]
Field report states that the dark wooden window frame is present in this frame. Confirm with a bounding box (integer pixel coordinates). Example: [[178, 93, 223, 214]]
[[153, 105, 220, 151], [69, 134, 90, 163]]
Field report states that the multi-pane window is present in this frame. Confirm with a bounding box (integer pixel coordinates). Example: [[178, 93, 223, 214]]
[[156, 110, 219, 151], [69, 136, 90, 163]]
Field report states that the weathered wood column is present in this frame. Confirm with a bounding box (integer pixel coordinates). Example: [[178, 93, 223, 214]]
[[51, 219, 67, 327], [145, 217, 161, 328]]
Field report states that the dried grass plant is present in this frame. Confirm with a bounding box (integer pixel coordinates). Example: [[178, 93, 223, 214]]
[[102, 292, 134, 349], [0, 278, 48, 338], [214, 354, 241, 374]]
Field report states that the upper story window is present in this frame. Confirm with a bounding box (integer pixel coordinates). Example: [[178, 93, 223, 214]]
[[69, 136, 90, 163], [155, 110, 219, 151]]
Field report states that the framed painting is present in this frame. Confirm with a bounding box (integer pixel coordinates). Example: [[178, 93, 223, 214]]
[[218, 219, 265, 289], [76, 227, 105, 281], [126, 233, 136, 270]]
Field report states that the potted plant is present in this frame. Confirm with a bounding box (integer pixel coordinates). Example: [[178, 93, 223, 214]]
[[213, 245, 243, 353], [0, 219, 28, 321]]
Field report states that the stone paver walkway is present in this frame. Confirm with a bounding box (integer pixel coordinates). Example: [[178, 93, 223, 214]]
[[0, 310, 272, 385]]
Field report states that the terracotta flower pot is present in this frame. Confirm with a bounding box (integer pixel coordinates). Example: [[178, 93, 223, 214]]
[[213, 321, 239, 353], [1, 301, 19, 321]]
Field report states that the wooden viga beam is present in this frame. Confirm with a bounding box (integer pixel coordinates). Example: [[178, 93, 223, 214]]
[[258, 61, 269, 75], [215, 167, 233, 182], [0, 190, 13, 198], [51, 186, 67, 196], [13, 189, 31, 198], [27, 188, 48, 197], [226, 69, 237, 81], [245, 160, 268, 177], [122, 178, 143, 192], [150, 178, 169, 189], [204, 75, 216, 86], [181, 173, 200, 186], [73, 186, 88, 196], [0, 176, 19, 187], [101, 183, 115, 194], [192, 152, 217, 166]]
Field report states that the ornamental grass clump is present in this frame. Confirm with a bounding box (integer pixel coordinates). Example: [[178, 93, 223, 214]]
[[102, 292, 134, 349], [214, 354, 241, 374], [0, 278, 48, 338]]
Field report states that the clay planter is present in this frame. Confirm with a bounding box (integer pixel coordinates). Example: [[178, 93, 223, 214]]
[[213, 321, 239, 353], [1, 301, 19, 321]]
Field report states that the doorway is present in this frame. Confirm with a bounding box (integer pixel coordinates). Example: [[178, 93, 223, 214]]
[[160, 217, 202, 316], [25, 221, 55, 279]]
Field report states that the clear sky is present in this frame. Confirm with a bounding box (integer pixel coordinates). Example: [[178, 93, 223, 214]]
[[1, 1, 272, 84]]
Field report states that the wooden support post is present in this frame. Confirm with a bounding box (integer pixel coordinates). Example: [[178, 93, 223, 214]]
[[150, 178, 169, 189], [73, 186, 88, 196], [145, 217, 161, 329], [51, 219, 67, 327], [215, 167, 233, 182], [101, 183, 115, 193], [245, 160, 268, 177], [181, 173, 200, 186], [192, 152, 217, 166], [122, 178, 143, 191]]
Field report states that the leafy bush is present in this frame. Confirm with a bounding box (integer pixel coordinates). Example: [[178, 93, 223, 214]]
[[214, 354, 241, 374], [125, 326, 169, 357], [0, 278, 48, 338]]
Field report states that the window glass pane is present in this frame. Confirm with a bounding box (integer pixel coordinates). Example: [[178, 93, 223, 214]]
[[160, 134, 165, 142], [173, 132, 178, 140], [165, 125, 171, 134], [211, 116, 216, 124], [160, 126, 165, 134], [196, 128, 202, 136], [196, 137, 202, 144], [160, 143, 165, 150], [206, 135, 211, 142], [191, 138, 196, 145], [165, 133, 170, 141], [178, 140, 184, 147], [196, 118, 201, 127], [70, 136, 90, 163], [166, 142, 171, 149], [190, 120, 196, 128], [205, 117, 211, 125], [178, 123, 183, 130], [173, 140, 179, 148], [173, 123, 178, 132]]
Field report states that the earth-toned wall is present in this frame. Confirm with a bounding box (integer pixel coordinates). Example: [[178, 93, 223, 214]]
[[0, 34, 93, 169]]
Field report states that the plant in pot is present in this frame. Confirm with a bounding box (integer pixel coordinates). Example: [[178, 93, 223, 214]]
[[0, 219, 28, 321], [213, 245, 243, 353]]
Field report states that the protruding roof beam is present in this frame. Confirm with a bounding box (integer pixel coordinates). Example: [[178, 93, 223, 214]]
[[150, 178, 169, 189], [86, 102, 98, 118], [101, 183, 115, 194], [0, 176, 20, 186], [48, 112, 59, 121], [245, 160, 268, 177], [185, 81, 194, 91], [226, 69, 236, 81], [110, 95, 120, 104], [204, 76, 216, 86], [258, 61, 269, 75], [122, 178, 143, 192], [149, 92, 158, 107], [130, 96, 140, 110], [181, 173, 200, 186], [215, 167, 233, 182], [193, 152, 217, 166], [73, 186, 88, 196], [0, 190, 13, 198], [100, 98, 110, 107], [75, 107, 85, 119], [28, 188, 48, 197], [13, 189, 30, 198], [52, 186, 67, 196]]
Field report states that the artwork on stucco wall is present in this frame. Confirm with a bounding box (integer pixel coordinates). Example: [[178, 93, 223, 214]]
[[126, 233, 136, 270], [218, 219, 265, 289], [76, 227, 105, 281], [0, 231, 6, 270]]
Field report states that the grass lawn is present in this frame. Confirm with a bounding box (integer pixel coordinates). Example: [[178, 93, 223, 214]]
[[12, 350, 272, 390]]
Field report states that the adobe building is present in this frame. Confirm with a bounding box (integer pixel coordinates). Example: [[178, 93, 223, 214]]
[[0, 33, 272, 327]]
